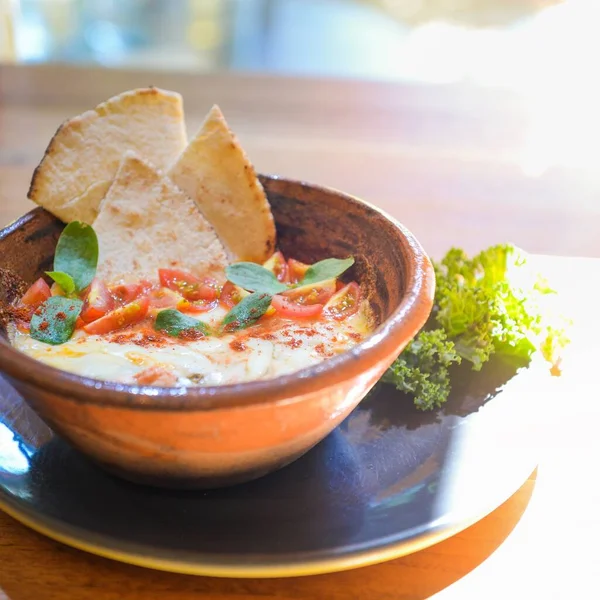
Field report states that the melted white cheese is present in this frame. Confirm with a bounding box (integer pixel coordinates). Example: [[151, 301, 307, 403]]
[[11, 307, 370, 386]]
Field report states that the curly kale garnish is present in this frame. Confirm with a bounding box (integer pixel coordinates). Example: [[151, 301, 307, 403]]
[[381, 329, 461, 411], [381, 244, 569, 410]]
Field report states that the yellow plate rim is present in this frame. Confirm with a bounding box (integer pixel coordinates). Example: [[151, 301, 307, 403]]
[[0, 488, 518, 579]]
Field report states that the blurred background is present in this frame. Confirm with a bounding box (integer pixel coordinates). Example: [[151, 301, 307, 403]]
[[0, 0, 598, 259], [0, 0, 597, 177], [0, 0, 567, 77]]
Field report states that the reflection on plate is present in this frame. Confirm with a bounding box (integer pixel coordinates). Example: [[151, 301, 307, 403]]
[[0, 357, 549, 577]]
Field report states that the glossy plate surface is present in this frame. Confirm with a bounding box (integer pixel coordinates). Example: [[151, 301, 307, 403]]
[[0, 358, 549, 578]]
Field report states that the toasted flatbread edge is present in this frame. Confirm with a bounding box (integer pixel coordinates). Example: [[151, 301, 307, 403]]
[[93, 150, 230, 284], [27, 87, 185, 210], [169, 104, 276, 264]]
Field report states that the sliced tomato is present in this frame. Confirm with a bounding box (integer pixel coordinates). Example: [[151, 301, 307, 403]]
[[271, 295, 323, 318], [287, 259, 310, 284], [148, 287, 218, 314], [195, 277, 220, 301], [148, 287, 183, 309], [219, 281, 250, 309], [323, 282, 361, 320], [110, 282, 147, 306], [134, 366, 178, 386], [283, 278, 336, 306], [20, 278, 51, 308], [263, 251, 289, 283], [75, 316, 86, 330], [158, 269, 218, 301], [83, 296, 150, 335], [177, 298, 218, 314], [80, 279, 114, 323]]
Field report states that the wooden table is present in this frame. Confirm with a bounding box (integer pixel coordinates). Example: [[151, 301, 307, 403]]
[[0, 64, 599, 600]]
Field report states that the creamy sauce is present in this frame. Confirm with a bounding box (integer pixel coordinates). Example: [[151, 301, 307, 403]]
[[11, 306, 370, 386]]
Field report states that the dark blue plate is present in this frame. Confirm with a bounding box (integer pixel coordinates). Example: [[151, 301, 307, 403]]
[[0, 357, 546, 577]]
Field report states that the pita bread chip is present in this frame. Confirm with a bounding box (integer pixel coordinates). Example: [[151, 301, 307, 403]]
[[168, 104, 275, 264], [28, 87, 187, 224], [94, 152, 228, 285]]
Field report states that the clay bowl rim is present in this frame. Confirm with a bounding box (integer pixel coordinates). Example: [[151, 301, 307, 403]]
[[0, 175, 435, 412]]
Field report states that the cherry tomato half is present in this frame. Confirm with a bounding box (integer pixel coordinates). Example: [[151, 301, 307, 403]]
[[20, 278, 51, 308], [80, 279, 114, 323], [283, 278, 336, 306], [158, 269, 219, 301], [271, 295, 323, 318], [263, 251, 289, 283], [177, 298, 218, 314], [287, 259, 310, 284], [110, 282, 149, 306], [219, 281, 250, 309], [323, 282, 361, 320], [148, 287, 184, 309], [83, 296, 150, 335]]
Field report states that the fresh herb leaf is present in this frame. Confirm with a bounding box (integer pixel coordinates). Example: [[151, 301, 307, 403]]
[[54, 221, 99, 293], [225, 262, 288, 294], [154, 309, 210, 338], [301, 257, 354, 286], [30, 296, 83, 345], [221, 292, 272, 333], [45, 271, 76, 295]]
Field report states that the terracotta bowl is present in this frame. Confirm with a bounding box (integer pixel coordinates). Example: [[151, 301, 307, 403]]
[[0, 176, 435, 489]]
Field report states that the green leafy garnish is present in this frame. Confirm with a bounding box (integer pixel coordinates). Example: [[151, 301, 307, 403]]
[[220, 256, 354, 334], [154, 309, 210, 338], [225, 263, 288, 295], [226, 256, 354, 295], [27, 222, 98, 344], [301, 257, 354, 286], [221, 292, 273, 333], [45, 271, 76, 295], [51, 221, 99, 293], [30, 297, 83, 345], [381, 244, 570, 411], [381, 329, 461, 411]]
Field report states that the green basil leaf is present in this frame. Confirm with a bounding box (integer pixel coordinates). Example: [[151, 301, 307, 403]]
[[154, 309, 211, 338], [54, 221, 99, 293], [30, 296, 83, 345], [225, 263, 288, 295], [221, 292, 272, 333], [301, 257, 355, 286], [45, 271, 76, 295]]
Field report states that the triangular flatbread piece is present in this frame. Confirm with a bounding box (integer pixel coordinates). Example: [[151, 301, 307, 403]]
[[94, 152, 228, 285], [168, 105, 276, 264], [28, 87, 187, 225]]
